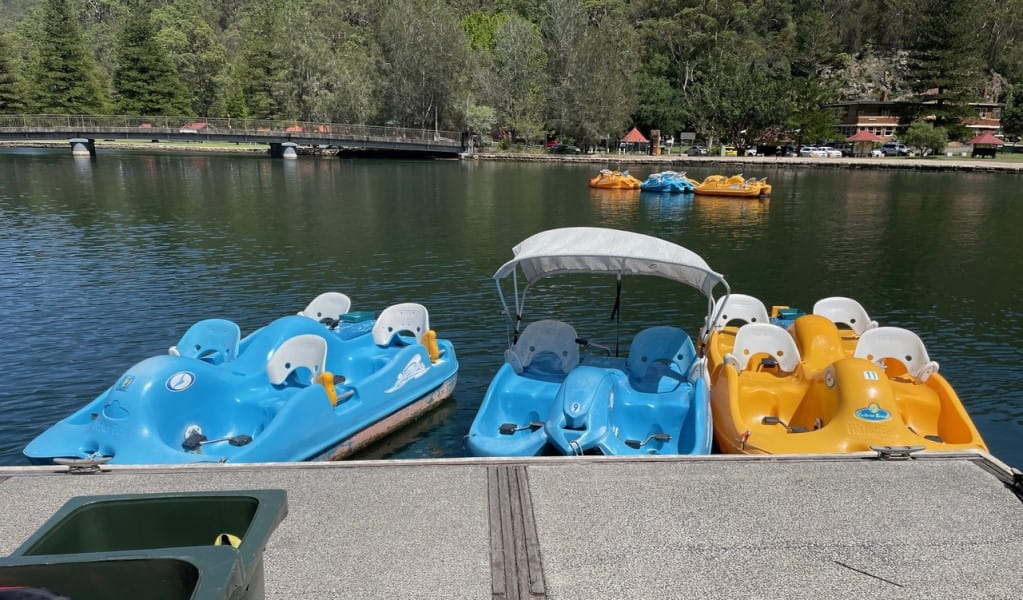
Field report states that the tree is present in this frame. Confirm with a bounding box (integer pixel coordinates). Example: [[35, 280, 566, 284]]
[[490, 14, 546, 142], [904, 119, 947, 156], [377, 0, 471, 129], [1002, 85, 1023, 139], [906, 0, 983, 130], [0, 34, 25, 113], [235, 0, 292, 119], [113, 7, 189, 115], [152, 0, 229, 117], [30, 0, 107, 113]]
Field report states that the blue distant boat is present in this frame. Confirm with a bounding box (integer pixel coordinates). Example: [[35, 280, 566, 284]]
[[24, 294, 458, 464], [639, 171, 696, 194], [466, 227, 729, 457]]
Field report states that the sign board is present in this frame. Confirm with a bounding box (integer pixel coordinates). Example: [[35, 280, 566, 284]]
[[679, 132, 696, 142]]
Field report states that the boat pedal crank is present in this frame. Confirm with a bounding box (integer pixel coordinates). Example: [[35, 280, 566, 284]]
[[869, 445, 925, 461]]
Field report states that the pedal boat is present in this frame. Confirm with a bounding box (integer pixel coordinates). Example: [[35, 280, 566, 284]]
[[467, 227, 729, 457], [639, 171, 695, 194], [589, 169, 642, 189], [23, 294, 458, 465], [704, 295, 986, 455], [692, 174, 771, 198]]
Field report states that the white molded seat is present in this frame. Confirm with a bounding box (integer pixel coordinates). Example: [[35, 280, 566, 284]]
[[372, 303, 430, 346], [505, 320, 579, 375], [169, 318, 241, 365], [710, 294, 770, 331], [266, 334, 328, 386], [813, 297, 878, 335], [299, 292, 352, 323], [854, 326, 939, 381], [724, 323, 801, 373]]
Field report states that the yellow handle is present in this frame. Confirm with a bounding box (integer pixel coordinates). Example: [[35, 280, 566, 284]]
[[317, 371, 339, 406], [423, 330, 440, 364]]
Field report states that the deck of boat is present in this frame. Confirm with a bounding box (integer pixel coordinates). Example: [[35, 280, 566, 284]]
[[1, 451, 1020, 599]]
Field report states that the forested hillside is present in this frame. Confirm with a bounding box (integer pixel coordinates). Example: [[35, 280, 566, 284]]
[[1, 0, 1021, 146]]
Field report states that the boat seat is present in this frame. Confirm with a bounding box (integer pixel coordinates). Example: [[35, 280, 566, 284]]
[[372, 303, 430, 347], [168, 319, 241, 365], [266, 334, 328, 386], [709, 294, 771, 332], [299, 292, 352, 325], [813, 297, 878, 335], [854, 327, 939, 381], [724, 323, 801, 373], [506, 320, 579, 375], [627, 326, 695, 392]]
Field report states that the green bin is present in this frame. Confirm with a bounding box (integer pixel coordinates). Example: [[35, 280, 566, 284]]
[[8, 489, 287, 600], [0, 546, 243, 600]]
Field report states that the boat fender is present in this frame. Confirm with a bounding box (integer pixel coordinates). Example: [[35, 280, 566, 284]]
[[318, 371, 339, 406], [423, 329, 440, 363]]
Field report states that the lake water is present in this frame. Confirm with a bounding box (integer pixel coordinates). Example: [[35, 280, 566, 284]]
[[1, 149, 1020, 467]]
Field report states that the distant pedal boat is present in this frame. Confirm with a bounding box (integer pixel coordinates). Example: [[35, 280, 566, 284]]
[[23, 293, 458, 465]]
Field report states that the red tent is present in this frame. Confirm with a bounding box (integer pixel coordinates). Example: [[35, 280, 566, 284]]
[[622, 127, 649, 143], [846, 129, 882, 142], [967, 132, 1005, 145]]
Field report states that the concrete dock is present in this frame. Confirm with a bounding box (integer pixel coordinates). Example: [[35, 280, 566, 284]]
[[1, 451, 1021, 599]]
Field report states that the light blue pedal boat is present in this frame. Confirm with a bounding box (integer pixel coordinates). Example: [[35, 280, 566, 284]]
[[24, 293, 458, 465], [467, 227, 729, 457], [639, 171, 695, 194]]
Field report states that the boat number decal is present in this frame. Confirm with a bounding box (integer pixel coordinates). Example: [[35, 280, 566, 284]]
[[166, 371, 196, 392], [854, 402, 891, 422], [118, 375, 134, 391], [571, 402, 581, 413], [385, 354, 429, 393], [863, 370, 880, 381]]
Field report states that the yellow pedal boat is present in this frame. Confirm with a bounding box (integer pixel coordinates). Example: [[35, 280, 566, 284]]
[[705, 294, 987, 455], [589, 169, 642, 189], [692, 174, 771, 198]]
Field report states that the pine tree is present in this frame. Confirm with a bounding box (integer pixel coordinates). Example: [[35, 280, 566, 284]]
[[113, 8, 189, 115], [0, 35, 25, 113], [906, 0, 983, 130], [31, 0, 107, 114]]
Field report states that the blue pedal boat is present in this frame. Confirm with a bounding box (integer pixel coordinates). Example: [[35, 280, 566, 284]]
[[24, 293, 458, 465], [639, 171, 696, 194], [466, 227, 730, 457]]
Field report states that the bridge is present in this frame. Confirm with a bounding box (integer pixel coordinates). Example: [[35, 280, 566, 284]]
[[0, 114, 465, 158]]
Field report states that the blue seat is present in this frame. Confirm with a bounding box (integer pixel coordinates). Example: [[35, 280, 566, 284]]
[[169, 319, 241, 365], [627, 326, 695, 393]]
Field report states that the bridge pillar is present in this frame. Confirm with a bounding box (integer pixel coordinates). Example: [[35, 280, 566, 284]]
[[69, 138, 95, 157], [268, 141, 299, 159]]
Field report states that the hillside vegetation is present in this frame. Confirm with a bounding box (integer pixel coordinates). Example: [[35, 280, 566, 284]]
[[1, 0, 1021, 146]]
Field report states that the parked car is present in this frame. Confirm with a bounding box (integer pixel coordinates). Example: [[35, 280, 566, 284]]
[[880, 142, 910, 156], [723, 145, 738, 156], [821, 146, 843, 158], [549, 143, 580, 154], [744, 147, 758, 156], [869, 148, 884, 157], [798, 146, 826, 158], [686, 146, 709, 156]]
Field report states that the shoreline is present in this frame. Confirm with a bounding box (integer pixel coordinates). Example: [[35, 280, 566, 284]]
[[3, 140, 1021, 173]]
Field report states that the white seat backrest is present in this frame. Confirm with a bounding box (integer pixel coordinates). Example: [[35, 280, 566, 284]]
[[507, 319, 579, 374], [299, 292, 352, 322], [710, 294, 770, 331], [854, 326, 939, 381], [724, 323, 801, 373], [372, 303, 430, 346], [266, 334, 328, 385], [813, 297, 878, 335]]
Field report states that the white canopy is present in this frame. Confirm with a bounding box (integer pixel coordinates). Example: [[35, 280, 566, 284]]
[[493, 227, 726, 296]]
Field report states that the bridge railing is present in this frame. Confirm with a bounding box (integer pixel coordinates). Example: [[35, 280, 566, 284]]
[[0, 114, 462, 147]]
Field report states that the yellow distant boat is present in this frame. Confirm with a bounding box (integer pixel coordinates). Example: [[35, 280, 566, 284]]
[[589, 169, 642, 189], [691, 174, 771, 198], [704, 294, 987, 455]]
